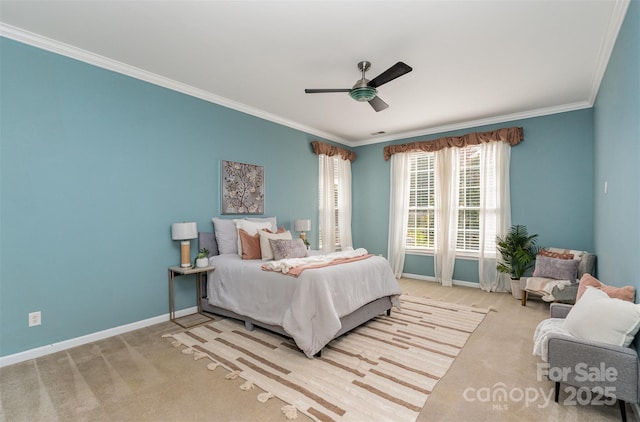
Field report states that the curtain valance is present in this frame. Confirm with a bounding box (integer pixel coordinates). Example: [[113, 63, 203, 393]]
[[311, 141, 357, 162], [382, 126, 523, 160]]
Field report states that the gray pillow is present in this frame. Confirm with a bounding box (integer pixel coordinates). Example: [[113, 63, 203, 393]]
[[269, 238, 308, 260], [211, 217, 238, 254], [532, 255, 579, 280]]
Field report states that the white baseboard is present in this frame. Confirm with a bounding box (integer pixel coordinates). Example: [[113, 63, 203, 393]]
[[0, 306, 198, 368], [402, 273, 480, 289]]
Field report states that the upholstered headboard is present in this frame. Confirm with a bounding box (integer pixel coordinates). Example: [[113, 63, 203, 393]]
[[198, 232, 219, 257]]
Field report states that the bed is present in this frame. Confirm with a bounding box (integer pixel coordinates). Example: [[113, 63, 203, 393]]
[[197, 231, 402, 358]]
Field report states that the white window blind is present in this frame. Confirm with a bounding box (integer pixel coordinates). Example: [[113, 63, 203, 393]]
[[406, 145, 489, 255], [406, 153, 435, 249], [456, 146, 481, 253], [319, 163, 341, 250]]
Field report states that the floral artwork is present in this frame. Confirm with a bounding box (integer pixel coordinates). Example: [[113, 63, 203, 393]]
[[221, 160, 264, 214]]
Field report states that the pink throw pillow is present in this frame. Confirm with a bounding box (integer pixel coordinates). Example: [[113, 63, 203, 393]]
[[576, 273, 635, 302], [239, 228, 262, 260]]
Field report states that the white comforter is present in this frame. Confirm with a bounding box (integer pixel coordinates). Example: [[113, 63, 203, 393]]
[[206, 253, 402, 357]]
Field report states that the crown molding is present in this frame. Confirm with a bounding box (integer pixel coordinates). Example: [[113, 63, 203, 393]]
[[345, 101, 593, 148], [587, 0, 631, 104], [0, 23, 345, 145]]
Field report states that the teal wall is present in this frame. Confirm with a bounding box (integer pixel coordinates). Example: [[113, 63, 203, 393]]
[[0, 38, 324, 357], [593, 0, 640, 286], [353, 109, 595, 282]]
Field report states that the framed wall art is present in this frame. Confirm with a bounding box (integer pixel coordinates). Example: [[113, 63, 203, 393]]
[[221, 160, 264, 214]]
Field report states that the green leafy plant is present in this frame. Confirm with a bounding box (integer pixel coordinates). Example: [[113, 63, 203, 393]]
[[193, 248, 210, 268], [496, 225, 539, 280], [196, 248, 210, 259]]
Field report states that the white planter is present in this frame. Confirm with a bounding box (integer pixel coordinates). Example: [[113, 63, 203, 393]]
[[510, 278, 524, 299], [195, 257, 209, 268]]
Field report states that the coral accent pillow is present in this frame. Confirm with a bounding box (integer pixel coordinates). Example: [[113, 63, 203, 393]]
[[238, 229, 262, 260], [234, 219, 273, 256], [576, 273, 635, 302]]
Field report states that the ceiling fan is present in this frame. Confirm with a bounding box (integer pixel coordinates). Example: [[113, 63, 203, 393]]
[[305, 61, 412, 112]]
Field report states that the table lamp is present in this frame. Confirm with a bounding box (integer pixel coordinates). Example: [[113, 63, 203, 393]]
[[294, 219, 311, 247], [171, 222, 198, 267]]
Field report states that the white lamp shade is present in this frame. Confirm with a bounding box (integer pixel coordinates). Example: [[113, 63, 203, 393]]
[[171, 222, 197, 240], [294, 219, 311, 232]]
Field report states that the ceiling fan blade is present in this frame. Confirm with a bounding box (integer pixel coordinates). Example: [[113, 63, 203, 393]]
[[368, 62, 413, 88], [369, 96, 389, 112], [305, 88, 351, 93]]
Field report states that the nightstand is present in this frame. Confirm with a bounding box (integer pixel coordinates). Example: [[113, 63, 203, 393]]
[[168, 265, 215, 328]]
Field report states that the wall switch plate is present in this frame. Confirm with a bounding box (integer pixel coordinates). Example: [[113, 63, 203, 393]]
[[28, 311, 41, 327]]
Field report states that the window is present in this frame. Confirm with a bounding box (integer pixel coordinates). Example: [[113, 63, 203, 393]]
[[318, 154, 351, 252], [319, 163, 341, 250], [406, 145, 485, 255], [333, 162, 342, 248], [406, 153, 435, 249], [456, 147, 481, 253]]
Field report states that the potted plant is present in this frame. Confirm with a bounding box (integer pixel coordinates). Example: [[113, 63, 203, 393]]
[[496, 225, 539, 298], [194, 248, 210, 268]]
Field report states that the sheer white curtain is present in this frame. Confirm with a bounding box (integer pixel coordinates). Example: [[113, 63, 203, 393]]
[[387, 153, 410, 278], [336, 156, 353, 250], [318, 154, 336, 253], [434, 147, 459, 287], [478, 141, 512, 292], [318, 154, 352, 253]]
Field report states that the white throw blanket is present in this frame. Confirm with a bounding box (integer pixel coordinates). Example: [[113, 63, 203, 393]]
[[532, 318, 573, 361], [262, 247, 369, 274], [525, 277, 573, 301]]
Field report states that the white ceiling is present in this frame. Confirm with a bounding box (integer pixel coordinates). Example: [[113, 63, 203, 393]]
[[0, 0, 630, 147]]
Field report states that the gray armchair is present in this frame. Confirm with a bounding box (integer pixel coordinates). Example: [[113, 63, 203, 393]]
[[521, 252, 596, 306], [546, 303, 640, 421]]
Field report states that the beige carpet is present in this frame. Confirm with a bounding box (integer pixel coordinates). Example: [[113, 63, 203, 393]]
[[165, 295, 489, 422], [1, 279, 625, 421]]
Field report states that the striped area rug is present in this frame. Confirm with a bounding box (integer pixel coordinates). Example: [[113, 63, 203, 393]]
[[165, 295, 489, 422]]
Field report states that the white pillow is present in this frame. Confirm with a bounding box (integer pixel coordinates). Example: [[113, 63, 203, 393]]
[[247, 216, 277, 230], [234, 219, 273, 256], [211, 217, 238, 255], [563, 286, 640, 347], [259, 230, 292, 260]]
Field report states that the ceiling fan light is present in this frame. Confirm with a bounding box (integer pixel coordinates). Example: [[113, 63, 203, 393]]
[[349, 86, 377, 102]]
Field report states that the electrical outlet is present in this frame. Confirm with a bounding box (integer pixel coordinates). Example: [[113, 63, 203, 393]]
[[28, 311, 41, 327]]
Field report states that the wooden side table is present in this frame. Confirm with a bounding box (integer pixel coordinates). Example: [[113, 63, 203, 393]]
[[168, 265, 215, 328]]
